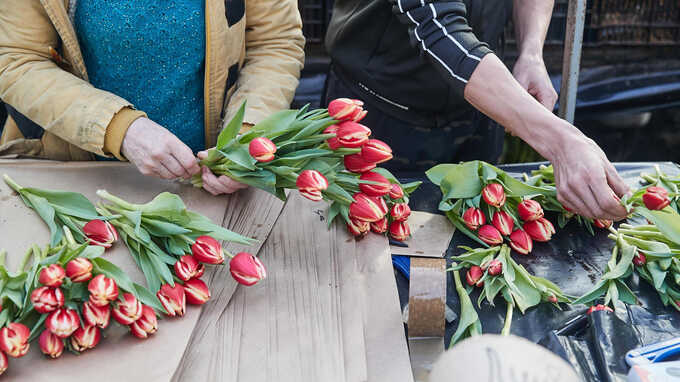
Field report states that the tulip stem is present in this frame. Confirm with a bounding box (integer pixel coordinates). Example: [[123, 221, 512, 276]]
[[2, 174, 23, 193], [0, 250, 6, 267], [63, 226, 77, 247], [501, 301, 514, 336], [96, 190, 134, 210], [17, 247, 34, 272]]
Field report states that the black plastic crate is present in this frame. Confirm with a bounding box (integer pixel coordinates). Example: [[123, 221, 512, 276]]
[[299, 0, 334, 45]]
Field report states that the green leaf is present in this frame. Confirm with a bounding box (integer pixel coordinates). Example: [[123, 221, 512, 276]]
[[228, 169, 278, 195], [647, 261, 668, 290], [439, 162, 483, 200], [217, 100, 246, 149], [636, 207, 680, 247], [185, 211, 255, 245], [218, 145, 257, 171], [444, 209, 489, 248], [25, 193, 61, 246], [615, 279, 638, 305], [602, 242, 636, 280], [133, 283, 164, 313], [450, 269, 482, 347], [91, 257, 136, 293], [239, 109, 299, 143], [137, 193, 190, 224], [138, 251, 162, 293], [141, 217, 191, 237], [22, 188, 99, 220], [573, 280, 608, 305], [426, 164, 467, 186]]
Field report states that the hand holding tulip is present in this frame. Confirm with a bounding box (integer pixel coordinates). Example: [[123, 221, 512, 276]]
[[196, 150, 248, 195]]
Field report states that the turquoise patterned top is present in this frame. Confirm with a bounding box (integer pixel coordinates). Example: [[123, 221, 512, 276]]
[[74, 0, 206, 153]]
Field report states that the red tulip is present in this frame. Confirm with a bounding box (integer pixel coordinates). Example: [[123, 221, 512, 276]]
[[157, 283, 186, 317], [523, 217, 555, 242], [509, 229, 533, 255], [82, 301, 111, 329], [633, 252, 647, 267], [39, 264, 65, 287], [83, 219, 119, 248], [88, 274, 119, 306], [370, 217, 388, 234], [328, 98, 366, 122], [478, 225, 503, 246], [389, 220, 411, 241], [359, 171, 391, 196], [0, 323, 30, 358], [184, 278, 211, 305], [70, 325, 100, 352], [129, 305, 158, 339], [389, 184, 404, 200], [323, 125, 342, 150], [587, 304, 613, 314], [335, 121, 371, 148], [66, 257, 93, 282], [230, 252, 267, 286], [491, 210, 514, 236], [390, 203, 411, 221], [593, 219, 612, 229], [548, 295, 558, 304], [465, 266, 484, 287], [482, 183, 506, 208], [643, 186, 670, 210], [360, 139, 393, 164], [30, 286, 64, 314], [248, 137, 277, 162], [349, 193, 387, 222], [462, 207, 486, 231], [347, 218, 370, 237], [0, 351, 6, 375], [486, 259, 503, 276], [296, 170, 329, 202], [39, 329, 63, 358], [112, 293, 143, 325], [174, 255, 205, 282], [344, 153, 376, 173], [517, 199, 544, 222], [192, 236, 225, 264], [45, 308, 79, 338]]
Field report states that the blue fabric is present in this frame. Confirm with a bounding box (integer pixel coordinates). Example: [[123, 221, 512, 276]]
[[75, 0, 206, 154]]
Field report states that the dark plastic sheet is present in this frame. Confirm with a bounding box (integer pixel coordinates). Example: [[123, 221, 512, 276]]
[[397, 162, 680, 382]]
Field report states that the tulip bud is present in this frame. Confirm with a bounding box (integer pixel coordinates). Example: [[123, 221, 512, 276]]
[[360, 139, 393, 164], [633, 252, 647, 267], [389, 220, 411, 241], [370, 217, 388, 234], [88, 274, 119, 307], [335, 121, 371, 148], [344, 153, 376, 173], [465, 266, 484, 287], [523, 218, 555, 242], [82, 301, 111, 329], [586, 304, 613, 314], [482, 183, 506, 208], [296, 170, 329, 202], [593, 219, 612, 229], [38, 264, 65, 287], [358, 172, 391, 197], [328, 98, 366, 122], [70, 325, 100, 352], [643, 186, 670, 210], [0, 323, 30, 358], [462, 207, 486, 231], [248, 137, 277, 162], [45, 308, 79, 338], [491, 210, 514, 236], [548, 295, 558, 304], [230, 252, 267, 286], [478, 225, 503, 246], [66, 257, 93, 282], [390, 203, 411, 222], [83, 219, 119, 248], [389, 184, 404, 200], [347, 218, 370, 237], [39, 329, 63, 359], [157, 283, 186, 317], [30, 286, 64, 314], [349, 193, 387, 222], [509, 229, 533, 255], [487, 259, 503, 276], [130, 305, 158, 339], [192, 236, 225, 265], [517, 199, 544, 222], [323, 125, 342, 150], [174, 255, 205, 282], [184, 278, 211, 305], [112, 293, 143, 325]]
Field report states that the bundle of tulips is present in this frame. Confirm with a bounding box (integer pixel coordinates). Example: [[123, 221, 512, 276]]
[[192, 99, 420, 241]]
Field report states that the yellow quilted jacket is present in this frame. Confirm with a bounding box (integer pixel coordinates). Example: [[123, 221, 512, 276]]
[[0, 0, 305, 160]]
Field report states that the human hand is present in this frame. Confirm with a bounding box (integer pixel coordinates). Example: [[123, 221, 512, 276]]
[[548, 124, 629, 220], [512, 54, 558, 111], [196, 150, 248, 195], [121, 117, 200, 179]]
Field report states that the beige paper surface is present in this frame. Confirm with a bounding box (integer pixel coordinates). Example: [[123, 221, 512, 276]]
[[390, 212, 454, 258], [0, 161, 239, 381]]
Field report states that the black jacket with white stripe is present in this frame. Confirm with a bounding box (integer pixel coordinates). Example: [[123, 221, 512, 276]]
[[326, 0, 508, 123]]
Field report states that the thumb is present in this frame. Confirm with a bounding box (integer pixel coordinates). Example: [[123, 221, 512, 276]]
[[197, 150, 208, 160]]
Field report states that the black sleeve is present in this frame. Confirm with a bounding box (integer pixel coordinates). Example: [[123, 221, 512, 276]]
[[387, 0, 493, 95]]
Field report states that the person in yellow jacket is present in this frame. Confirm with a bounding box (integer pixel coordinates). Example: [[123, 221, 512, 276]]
[[0, 0, 305, 195]]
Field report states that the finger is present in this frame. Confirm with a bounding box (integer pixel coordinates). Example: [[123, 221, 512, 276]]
[[202, 167, 225, 195], [155, 162, 177, 180], [590, 184, 627, 221], [171, 144, 201, 177], [217, 176, 246, 192], [604, 162, 629, 197], [197, 150, 208, 160], [161, 156, 190, 179], [561, 171, 597, 218], [202, 181, 220, 196], [554, 165, 580, 213]]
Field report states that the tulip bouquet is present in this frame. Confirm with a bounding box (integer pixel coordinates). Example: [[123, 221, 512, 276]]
[[192, 99, 420, 241]]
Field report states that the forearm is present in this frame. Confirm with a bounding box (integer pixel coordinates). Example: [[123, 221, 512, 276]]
[[513, 0, 554, 57]]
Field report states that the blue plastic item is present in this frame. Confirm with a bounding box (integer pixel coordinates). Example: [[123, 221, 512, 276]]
[[391, 255, 410, 280], [626, 338, 680, 366]]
